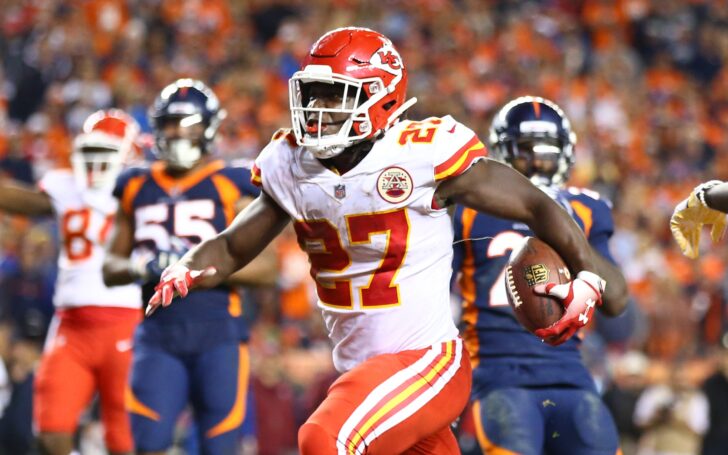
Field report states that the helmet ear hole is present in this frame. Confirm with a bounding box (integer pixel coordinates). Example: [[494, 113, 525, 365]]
[[382, 100, 396, 111]]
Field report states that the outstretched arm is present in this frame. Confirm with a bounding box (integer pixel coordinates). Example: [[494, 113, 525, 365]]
[[438, 159, 605, 345], [437, 159, 596, 273], [103, 206, 137, 286], [0, 178, 53, 217], [186, 191, 290, 287], [148, 192, 290, 310], [225, 195, 280, 287]]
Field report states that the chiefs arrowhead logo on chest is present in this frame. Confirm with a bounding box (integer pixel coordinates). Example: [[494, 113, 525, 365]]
[[377, 166, 413, 204]]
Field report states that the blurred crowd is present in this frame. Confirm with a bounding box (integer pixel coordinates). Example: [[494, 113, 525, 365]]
[[3, 0, 728, 453]]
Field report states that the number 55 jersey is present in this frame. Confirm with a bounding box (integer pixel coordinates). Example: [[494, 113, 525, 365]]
[[252, 116, 487, 372], [113, 159, 259, 351]]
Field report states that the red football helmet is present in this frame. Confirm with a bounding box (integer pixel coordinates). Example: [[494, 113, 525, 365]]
[[289, 27, 417, 158], [72, 109, 141, 190]]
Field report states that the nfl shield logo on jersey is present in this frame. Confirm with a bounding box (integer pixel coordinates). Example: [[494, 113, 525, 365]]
[[334, 184, 346, 199]]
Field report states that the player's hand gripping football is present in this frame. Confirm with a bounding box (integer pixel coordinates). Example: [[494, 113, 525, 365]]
[[532, 271, 606, 346], [670, 180, 727, 259], [145, 264, 217, 316]]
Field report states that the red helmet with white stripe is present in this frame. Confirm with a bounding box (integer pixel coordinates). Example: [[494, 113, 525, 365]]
[[289, 27, 417, 158], [72, 109, 141, 190]]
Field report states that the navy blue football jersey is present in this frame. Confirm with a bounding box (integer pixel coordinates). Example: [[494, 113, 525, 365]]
[[452, 186, 615, 396], [113, 159, 259, 351]]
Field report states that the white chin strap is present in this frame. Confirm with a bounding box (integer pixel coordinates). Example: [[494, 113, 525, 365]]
[[165, 139, 202, 169], [303, 97, 419, 160], [308, 143, 347, 159]]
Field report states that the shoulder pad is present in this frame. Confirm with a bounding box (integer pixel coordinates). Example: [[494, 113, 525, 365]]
[[271, 129, 297, 148]]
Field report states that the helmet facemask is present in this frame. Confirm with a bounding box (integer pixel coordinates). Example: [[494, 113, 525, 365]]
[[150, 78, 224, 170], [507, 137, 567, 187], [290, 67, 386, 159], [155, 114, 211, 171], [71, 146, 122, 191]]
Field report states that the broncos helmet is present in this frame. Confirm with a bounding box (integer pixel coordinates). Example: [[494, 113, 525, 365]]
[[489, 96, 576, 187], [149, 78, 226, 170]]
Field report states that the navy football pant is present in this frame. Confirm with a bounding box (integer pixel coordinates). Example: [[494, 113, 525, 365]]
[[472, 387, 620, 455], [127, 341, 249, 455]]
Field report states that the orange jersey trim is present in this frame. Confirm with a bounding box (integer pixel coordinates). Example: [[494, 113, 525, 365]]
[[121, 175, 147, 214], [206, 345, 250, 438], [150, 160, 225, 196], [228, 291, 242, 317], [250, 163, 262, 188], [434, 136, 487, 181], [570, 200, 593, 238], [210, 174, 241, 225]]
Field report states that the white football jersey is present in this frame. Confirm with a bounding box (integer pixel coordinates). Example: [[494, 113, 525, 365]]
[[39, 170, 141, 309], [253, 116, 487, 371]]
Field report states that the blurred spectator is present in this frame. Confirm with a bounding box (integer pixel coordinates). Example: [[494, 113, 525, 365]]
[[701, 348, 728, 455], [604, 351, 650, 455], [634, 361, 709, 455]]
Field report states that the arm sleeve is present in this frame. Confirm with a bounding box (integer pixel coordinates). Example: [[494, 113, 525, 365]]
[[431, 116, 488, 182]]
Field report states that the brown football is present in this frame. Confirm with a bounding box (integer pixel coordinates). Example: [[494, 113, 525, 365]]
[[505, 237, 571, 334]]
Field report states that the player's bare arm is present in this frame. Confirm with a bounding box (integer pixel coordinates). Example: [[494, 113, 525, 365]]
[[437, 158, 596, 273], [147, 191, 290, 309], [704, 181, 728, 213], [0, 178, 53, 216], [590, 247, 627, 316], [103, 206, 137, 286], [225, 195, 280, 287]]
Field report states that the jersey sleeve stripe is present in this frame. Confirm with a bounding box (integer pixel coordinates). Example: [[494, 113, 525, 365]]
[[434, 135, 480, 173], [250, 164, 262, 188], [434, 141, 486, 181], [211, 174, 242, 225], [121, 175, 147, 214]]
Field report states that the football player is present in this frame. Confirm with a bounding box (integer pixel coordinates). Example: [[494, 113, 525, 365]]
[[102, 79, 276, 455], [671, 180, 728, 258], [452, 96, 628, 454], [147, 28, 607, 454], [0, 110, 142, 455]]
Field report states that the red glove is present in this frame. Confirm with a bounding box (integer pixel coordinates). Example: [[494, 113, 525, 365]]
[[146, 264, 216, 316], [532, 271, 605, 346]]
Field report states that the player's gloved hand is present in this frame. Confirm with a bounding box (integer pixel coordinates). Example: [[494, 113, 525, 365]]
[[670, 180, 727, 259], [131, 249, 185, 284], [146, 264, 217, 316], [532, 271, 605, 346]]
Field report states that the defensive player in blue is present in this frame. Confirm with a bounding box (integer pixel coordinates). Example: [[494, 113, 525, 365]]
[[452, 97, 629, 455], [102, 79, 276, 455]]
